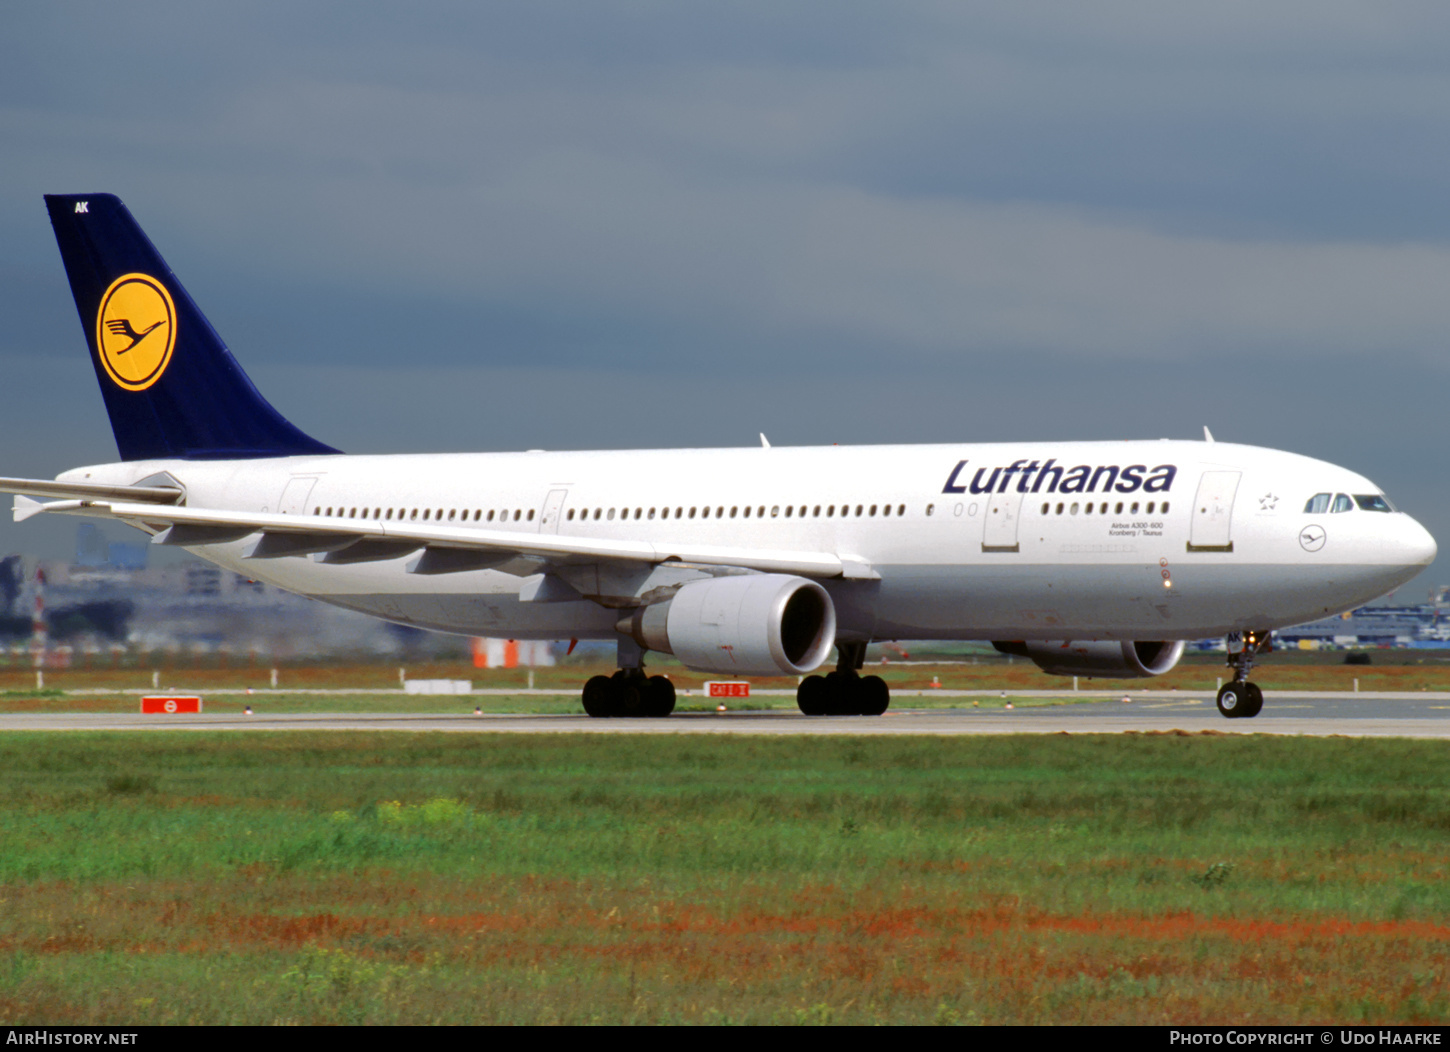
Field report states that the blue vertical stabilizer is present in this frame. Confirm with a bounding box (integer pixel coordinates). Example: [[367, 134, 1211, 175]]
[[44, 193, 340, 461]]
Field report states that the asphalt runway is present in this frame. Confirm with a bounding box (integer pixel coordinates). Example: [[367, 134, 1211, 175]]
[[5, 691, 1450, 737]]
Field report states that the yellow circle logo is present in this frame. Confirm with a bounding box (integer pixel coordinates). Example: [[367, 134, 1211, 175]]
[[95, 273, 177, 391]]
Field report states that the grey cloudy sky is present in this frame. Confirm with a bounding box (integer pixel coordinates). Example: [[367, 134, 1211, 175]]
[[2, 1, 1448, 595]]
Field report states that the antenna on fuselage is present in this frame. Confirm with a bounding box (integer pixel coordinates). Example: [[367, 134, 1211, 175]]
[[1203, 426, 1215, 443]]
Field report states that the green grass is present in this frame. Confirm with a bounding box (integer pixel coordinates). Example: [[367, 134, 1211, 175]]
[[1, 733, 1448, 1023]]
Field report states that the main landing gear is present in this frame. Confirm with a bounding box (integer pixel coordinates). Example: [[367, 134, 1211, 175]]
[[1216, 630, 1269, 719], [582, 637, 676, 718], [796, 641, 891, 717]]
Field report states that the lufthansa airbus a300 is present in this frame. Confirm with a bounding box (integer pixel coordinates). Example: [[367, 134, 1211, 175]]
[[3, 194, 1436, 719]]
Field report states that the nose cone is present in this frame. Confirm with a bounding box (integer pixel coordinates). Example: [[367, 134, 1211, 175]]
[[1398, 514, 1438, 569]]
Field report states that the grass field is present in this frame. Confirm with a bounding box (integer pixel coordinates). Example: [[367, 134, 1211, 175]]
[[0, 732, 1447, 1024]]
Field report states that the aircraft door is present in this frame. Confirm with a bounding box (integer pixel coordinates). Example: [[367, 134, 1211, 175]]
[[278, 476, 319, 516], [539, 489, 569, 533], [982, 492, 1023, 553], [1188, 471, 1240, 552]]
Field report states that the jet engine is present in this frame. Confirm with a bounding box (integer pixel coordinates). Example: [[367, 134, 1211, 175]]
[[618, 573, 836, 676], [991, 639, 1185, 679]]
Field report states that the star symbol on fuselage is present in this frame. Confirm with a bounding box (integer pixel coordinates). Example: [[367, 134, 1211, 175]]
[[1259, 493, 1279, 511]]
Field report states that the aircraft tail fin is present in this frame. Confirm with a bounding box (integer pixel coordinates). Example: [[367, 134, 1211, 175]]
[[43, 194, 339, 461]]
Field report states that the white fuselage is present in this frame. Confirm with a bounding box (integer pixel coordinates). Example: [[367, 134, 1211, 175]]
[[59, 439, 1437, 645]]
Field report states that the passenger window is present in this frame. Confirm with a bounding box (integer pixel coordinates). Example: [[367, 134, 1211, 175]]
[[772, 506, 780, 518], [925, 504, 934, 517], [1332, 494, 1353, 514], [1305, 493, 1331, 514]]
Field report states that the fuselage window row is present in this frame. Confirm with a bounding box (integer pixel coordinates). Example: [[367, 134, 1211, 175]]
[[1039, 501, 1167, 516], [562, 503, 912, 523]]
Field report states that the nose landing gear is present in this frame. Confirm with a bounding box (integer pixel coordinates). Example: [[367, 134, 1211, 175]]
[[1216, 630, 1269, 719]]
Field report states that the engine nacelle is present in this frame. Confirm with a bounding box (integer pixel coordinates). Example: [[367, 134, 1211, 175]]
[[619, 574, 836, 676], [992, 639, 1185, 679]]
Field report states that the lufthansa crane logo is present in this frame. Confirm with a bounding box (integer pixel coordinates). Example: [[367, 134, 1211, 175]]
[[95, 273, 176, 391]]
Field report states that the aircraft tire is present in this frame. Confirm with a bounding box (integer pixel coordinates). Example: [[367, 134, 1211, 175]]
[[582, 675, 616, 718], [611, 671, 646, 717], [824, 670, 858, 716], [1239, 682, 1263, 718], [1216, 683, 1246, 719], [797, 674, 829, 715], [643, 675, 676, 717], [858, 674, 890, 716]]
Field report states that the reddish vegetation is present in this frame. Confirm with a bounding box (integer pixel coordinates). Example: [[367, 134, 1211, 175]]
[[4, 877, 1447, 1022]]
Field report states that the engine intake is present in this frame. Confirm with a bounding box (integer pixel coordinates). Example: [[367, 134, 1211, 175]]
[[619, 574, 836, 676], [992, 639, 1185, 679]]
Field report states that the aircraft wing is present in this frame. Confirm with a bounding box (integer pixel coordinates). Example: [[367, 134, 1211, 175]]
[[12, 496, 874, 580]]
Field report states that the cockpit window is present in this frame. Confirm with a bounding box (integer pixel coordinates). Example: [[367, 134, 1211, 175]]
[[1354, 494, 1395, 512], [1304, 493, 1331, 514], [1331, 493, 1354, 513]]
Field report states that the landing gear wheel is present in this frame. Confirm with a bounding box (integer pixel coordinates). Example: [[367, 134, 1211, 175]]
[[857, 675, 890, 717], [582, 675, 615, 718], [824, 670, 857, 715], [1217, 682, 1257, 719], [642, 675, 676, 717], [610, 670, 646, 717], [1239, 682, 1263, 718], [797, 675, 829, 716]]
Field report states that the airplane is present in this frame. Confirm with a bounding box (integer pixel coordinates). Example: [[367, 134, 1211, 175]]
[[1, 193, 1437, 720]]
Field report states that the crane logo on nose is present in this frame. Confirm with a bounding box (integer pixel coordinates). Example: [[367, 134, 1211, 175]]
[[95, 273, 176, 391], [1299, 525, 1327, 552]]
